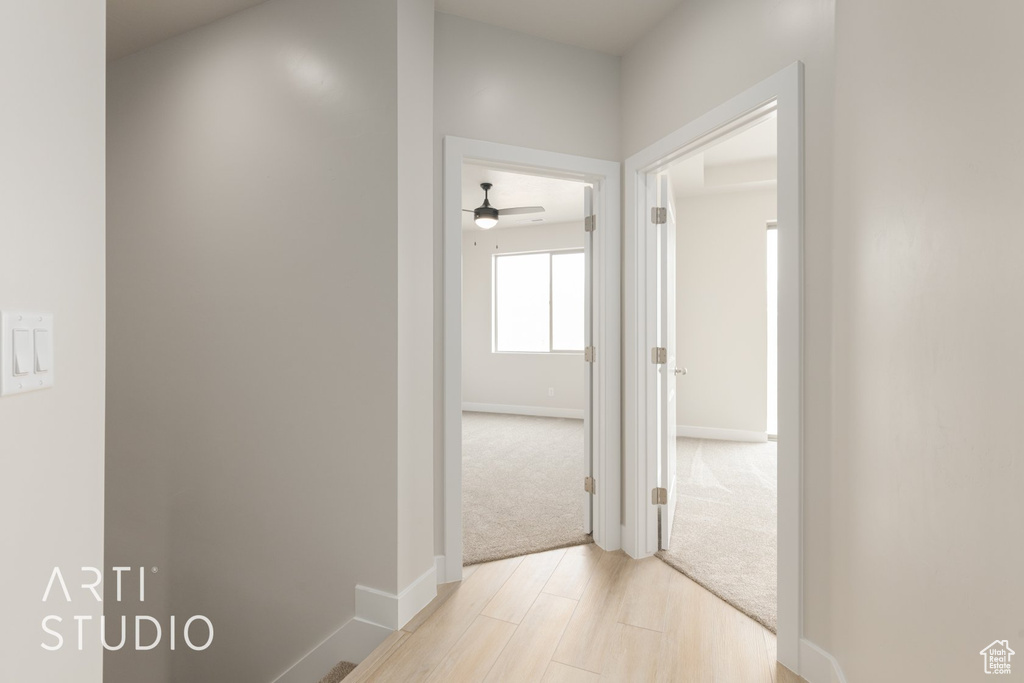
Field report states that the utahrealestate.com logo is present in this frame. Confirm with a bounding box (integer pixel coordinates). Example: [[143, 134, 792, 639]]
[[40, 566, 213, 652], [980, 640, 1015, 675]]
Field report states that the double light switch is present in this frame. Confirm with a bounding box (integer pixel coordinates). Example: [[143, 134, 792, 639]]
[[1, 311, 54, 396]]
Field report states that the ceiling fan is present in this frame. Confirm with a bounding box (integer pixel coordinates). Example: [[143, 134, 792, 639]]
[[464, 182, 545, 229]]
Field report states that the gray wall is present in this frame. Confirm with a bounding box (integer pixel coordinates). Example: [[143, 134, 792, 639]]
[[830, 0, 1024, 679], [105, 0, 433, 679], [0, 1, 106, 680], [433, 12, 621, 554], [396, 0, 436, 594]]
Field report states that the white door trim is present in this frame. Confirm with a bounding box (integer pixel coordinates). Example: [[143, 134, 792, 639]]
[[442, 137, 622, 583], [622, 62, 804, 672]]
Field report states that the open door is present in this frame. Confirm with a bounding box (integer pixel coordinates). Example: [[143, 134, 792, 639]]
[[582, 184, 594, 535], [657, 174, 678, 550]]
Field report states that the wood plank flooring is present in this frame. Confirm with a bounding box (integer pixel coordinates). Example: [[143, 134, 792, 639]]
[[346, 545, 805, 682]]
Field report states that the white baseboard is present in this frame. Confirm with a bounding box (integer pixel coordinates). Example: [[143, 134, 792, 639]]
[[464, 402, 584, 420], [676, 424, 768, 443], [274, 566, 439, 683], [800, 639, 847, 683], [271, 617, 391, 683], [355, 564, 437, 631]]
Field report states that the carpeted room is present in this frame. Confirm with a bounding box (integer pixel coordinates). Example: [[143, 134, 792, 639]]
[[459, 164, 595, 566], [462, 411, 591, 564], [455, 150, 780, 637], [659, 437, 777, 631]]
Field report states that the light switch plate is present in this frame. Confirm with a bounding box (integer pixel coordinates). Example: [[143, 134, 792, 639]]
[[1, 311, 54, 396]]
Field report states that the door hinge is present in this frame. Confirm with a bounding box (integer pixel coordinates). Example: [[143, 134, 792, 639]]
[[584, 346, 596, 363], [651, 347, 667, 364], [651, 207, 667, 225], [584, 214, 597, 232], [584, 476, 596, 494], [652, 487, 668, 505]]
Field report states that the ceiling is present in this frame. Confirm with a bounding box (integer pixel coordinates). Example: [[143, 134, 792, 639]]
[[436, 0, 683, 56], [462, 164, 586, 231], [704, 117, 777, 165], [108, 0, 685, 61], [107, 0, 268, 60], [668, 117, 778, 197]]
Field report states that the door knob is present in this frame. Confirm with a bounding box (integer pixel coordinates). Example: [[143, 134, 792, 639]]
[[674, 367, 687, 376]]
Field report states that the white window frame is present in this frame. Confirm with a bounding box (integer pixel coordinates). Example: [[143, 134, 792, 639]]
[[492, 248, 586, 355]]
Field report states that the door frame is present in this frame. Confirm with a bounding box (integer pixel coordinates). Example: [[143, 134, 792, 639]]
[[442, 137, 622, 583], [622, 62, 804, 671]]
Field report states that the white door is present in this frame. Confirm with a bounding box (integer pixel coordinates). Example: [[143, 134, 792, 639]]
[[582, 184, 594, 534], [658, 174, 678, 550]]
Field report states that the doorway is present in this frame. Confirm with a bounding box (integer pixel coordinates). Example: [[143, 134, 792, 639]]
[[459, 165, 592, 564], [623, 63, 803, 670], [441, 137, 621, 584], [651, 116, 780, 634]]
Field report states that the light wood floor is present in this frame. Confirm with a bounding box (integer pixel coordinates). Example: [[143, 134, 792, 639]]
[[345, 545, 805, 683]]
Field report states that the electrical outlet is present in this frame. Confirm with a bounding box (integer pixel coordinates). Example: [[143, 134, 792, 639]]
[[547, 387, 555, 397]]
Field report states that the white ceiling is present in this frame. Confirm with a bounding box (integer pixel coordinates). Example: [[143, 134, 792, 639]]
[[109, 0, 683, 62], [668, 117, 778, 196], [107, 0, 268, 60], [704, 117, 778, 165], [462, 164, 586, 231], [436, 0, 683, 56]]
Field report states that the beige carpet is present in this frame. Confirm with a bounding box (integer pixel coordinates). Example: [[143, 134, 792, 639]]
[[318, 661, 356, 682], [657, 437, 777, 632], [462, 412, 592, 565]]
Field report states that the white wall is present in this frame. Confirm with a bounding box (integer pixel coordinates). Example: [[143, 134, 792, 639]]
[[621, 0, 836, 646], [433, 13, 620, 553], [676, 189, 776, 433], [830, 1, 1024, 680], [106, 0, 433, 680], [462, 222, 586, 414], [0, 1, 106, 681]]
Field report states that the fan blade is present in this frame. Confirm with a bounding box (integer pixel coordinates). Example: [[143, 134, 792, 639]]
[[497, 206, 545, 216], [462, 209, 475, 213]]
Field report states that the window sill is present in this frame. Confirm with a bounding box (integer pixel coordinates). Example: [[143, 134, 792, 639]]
[[491, 350, 584, 356]]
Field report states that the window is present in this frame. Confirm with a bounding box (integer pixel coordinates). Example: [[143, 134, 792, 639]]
[[493, 250, 585, 353]]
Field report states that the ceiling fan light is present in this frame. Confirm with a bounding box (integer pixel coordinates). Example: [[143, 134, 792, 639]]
[[474, 204, 499, 229]]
